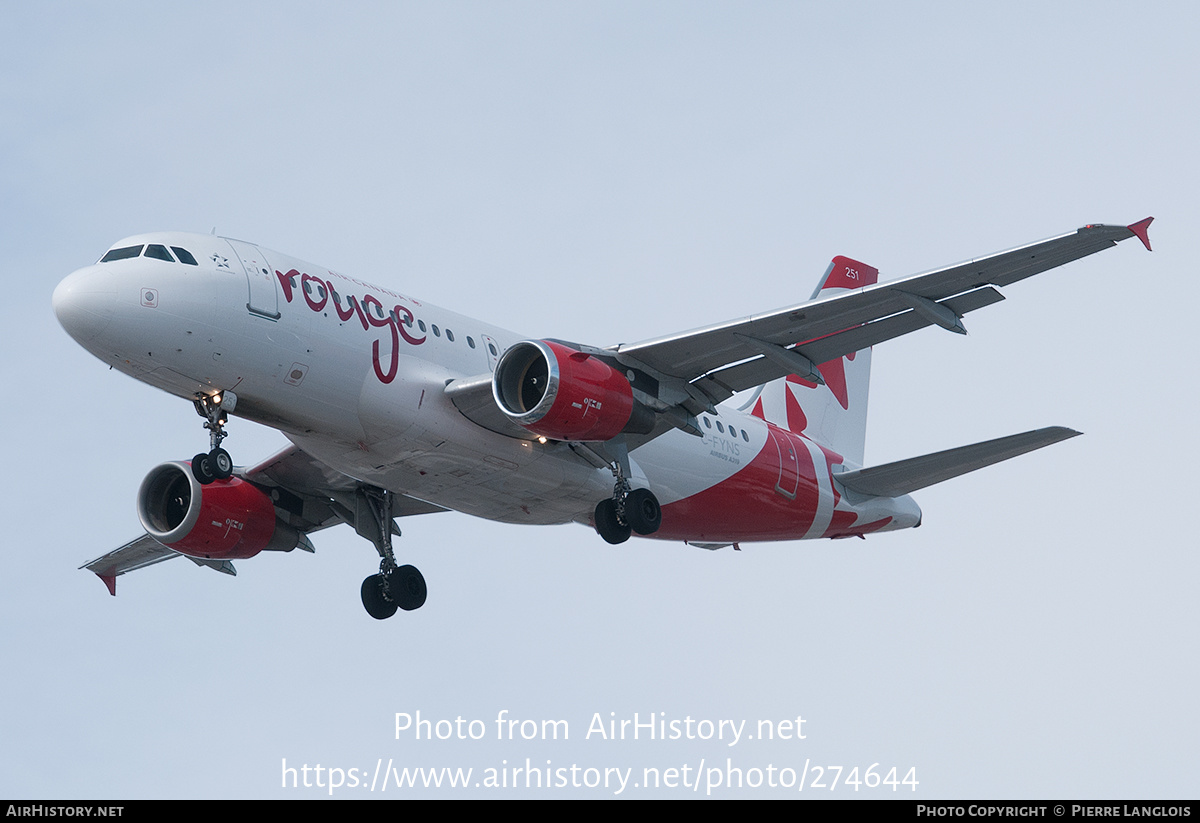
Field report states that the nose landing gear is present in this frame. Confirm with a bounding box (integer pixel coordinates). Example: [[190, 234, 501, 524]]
[[191, 391, 236, 485]]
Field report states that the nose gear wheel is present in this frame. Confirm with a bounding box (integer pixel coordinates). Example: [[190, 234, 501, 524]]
[[191, 393, 235, 485]]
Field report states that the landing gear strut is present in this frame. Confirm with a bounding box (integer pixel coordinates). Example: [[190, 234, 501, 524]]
[[593, 460, 661, 545], [356, 486, 427, 619], [191, 392, 235, 485]]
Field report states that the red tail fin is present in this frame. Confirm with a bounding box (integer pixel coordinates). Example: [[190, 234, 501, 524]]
[[810, 256, 879, 299], [740, 255, 879, 466]]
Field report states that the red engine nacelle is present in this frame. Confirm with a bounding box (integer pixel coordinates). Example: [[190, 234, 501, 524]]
[[137, 461, 304, 560], [492, 340, 653, 442]]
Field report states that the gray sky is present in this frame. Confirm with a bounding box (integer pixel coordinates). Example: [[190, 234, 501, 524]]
[[2, 1, 1196, 798]]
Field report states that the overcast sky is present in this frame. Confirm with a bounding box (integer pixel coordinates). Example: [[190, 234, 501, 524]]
[[2, 1, 1196, 798]]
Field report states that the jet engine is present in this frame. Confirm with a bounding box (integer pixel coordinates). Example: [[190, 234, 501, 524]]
[[492, 340, 654, 442], [137, 461, 305, 560]]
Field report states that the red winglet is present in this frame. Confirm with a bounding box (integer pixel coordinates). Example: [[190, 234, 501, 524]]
[[98, 573, 117, 596], [1127, 216, 1153, 251]]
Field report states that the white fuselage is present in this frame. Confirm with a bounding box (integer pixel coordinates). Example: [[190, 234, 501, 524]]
[[53, 231, 920, 543]]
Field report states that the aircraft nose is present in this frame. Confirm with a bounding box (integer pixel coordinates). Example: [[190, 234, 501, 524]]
[[53, 266, 116, 344]]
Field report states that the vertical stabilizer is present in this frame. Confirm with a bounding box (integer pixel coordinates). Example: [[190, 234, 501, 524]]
[[743, 256, 878, 467]]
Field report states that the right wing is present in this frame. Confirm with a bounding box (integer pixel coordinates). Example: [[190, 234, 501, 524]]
[[82, 534, 185, 595], [241, 444, 447, 528], [82, 445, 446, 594]]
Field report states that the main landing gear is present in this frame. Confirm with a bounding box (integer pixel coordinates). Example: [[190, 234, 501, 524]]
[[593, 466, 662, 545], [356, 487, 427, 619], [190, 392, 235, 485]]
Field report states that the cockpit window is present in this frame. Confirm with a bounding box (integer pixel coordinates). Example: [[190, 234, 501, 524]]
[[99, 243, 201, 266], [100, 245, 143, 262], [144, 244, 175, 262]]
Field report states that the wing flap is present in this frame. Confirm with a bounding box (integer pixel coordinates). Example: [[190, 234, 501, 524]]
[[836, 427, 1081, 498], [695, 286, 1006, 397], [186, 557, 237, 576]]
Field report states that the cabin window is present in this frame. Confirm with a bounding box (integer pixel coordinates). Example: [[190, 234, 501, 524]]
[[303, 279, 327, 300], [467, 337, 476, 349], [446, 329, 455, 342]]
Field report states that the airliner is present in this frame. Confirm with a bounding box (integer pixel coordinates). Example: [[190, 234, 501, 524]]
[[53, 218, 1153, 618]]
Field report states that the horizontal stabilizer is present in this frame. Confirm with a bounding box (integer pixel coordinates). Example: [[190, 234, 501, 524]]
[[836, 427, 1081, 498]]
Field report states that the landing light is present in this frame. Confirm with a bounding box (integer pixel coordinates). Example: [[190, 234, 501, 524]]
[[537, 436, 548, 444]]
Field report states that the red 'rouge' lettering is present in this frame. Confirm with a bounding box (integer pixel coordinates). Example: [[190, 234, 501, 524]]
[[276, 269, 298, 302], [301, 273, 328, 312], [361, 295, 389, 328], [393, 304, 426, 346], [373, 321, 399, 384], [273, 269, 424, 384], [332, 289, 357, 323]]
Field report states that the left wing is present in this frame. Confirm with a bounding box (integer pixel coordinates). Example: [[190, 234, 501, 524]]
[[614, 219, 1152, 410], [447, 219, 1151, 445], [82, 445, 447, 594]]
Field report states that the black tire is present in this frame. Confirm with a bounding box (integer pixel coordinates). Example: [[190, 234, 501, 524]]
[[191, 452, 216, 485], [361, 574, 398, 620], [210, 447, 233, 479], [387, 564, 427, 611], [594, 499, 631, 544], [625, 488, 662, 535]]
